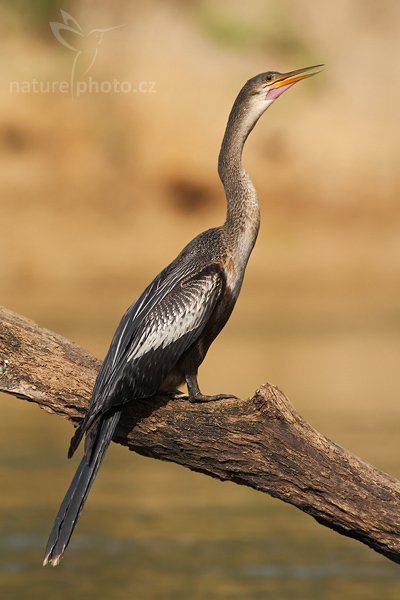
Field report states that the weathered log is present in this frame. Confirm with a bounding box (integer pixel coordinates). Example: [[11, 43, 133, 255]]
[[0, 306, 399, 564]]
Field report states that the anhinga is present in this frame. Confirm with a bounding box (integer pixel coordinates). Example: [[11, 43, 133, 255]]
[[44, 64, 323, 566]]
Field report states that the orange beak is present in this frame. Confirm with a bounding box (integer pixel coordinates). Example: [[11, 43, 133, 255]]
[[271, 64, 324, 89]]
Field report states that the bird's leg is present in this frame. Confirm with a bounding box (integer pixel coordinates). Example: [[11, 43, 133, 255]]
[[185, 373, 238, 403]]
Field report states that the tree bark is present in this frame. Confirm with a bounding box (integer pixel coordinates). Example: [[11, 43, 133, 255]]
[[1, 306, 399, 564]]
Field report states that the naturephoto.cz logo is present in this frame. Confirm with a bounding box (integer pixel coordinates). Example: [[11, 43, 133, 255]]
[[9, 10, 156, 97]]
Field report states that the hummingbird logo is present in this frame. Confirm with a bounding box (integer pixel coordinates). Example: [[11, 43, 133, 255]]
[[50, 10, 124, 95]]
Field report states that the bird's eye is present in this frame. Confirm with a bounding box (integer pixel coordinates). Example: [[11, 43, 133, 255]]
[[265, 73, 275, 83]]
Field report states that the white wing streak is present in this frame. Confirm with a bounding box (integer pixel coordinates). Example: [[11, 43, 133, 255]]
[[127, 272, 220, 362], [109, 260, 194, 369], [90, 260, 223, 410]]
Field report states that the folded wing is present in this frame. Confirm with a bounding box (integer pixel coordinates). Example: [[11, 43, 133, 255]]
[[69, 261, 225, 456]]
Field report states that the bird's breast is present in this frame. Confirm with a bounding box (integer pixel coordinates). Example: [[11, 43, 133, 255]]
[[223, 255, 242, 297], [223, 225, 258, 296]]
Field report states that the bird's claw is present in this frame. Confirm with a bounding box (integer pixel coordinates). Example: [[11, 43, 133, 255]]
[[188, 392, 238, 403]]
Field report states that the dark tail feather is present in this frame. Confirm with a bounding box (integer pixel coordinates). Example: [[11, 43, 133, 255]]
[[43, 408, 122, 566]]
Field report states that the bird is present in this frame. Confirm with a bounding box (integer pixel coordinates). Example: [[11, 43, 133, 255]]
[[43, 64, 323, 566]]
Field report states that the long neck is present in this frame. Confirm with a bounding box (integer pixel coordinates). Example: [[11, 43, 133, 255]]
[[218, 95, 263, 239]]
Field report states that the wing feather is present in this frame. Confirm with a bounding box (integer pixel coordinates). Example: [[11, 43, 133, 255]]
[[81, 261, 224, 430], [91, 258, 194, 397]]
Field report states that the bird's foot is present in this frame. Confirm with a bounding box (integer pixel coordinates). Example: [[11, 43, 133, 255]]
[[184, 373, 238, 403], [188, 392, 238, 404]]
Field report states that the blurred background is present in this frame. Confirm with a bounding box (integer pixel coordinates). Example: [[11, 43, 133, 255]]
[[1, 0, 400, 598]]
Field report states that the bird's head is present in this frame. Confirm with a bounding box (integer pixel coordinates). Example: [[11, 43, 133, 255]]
[[231, 64, 324, 131], [220, 64, 324, 177]]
